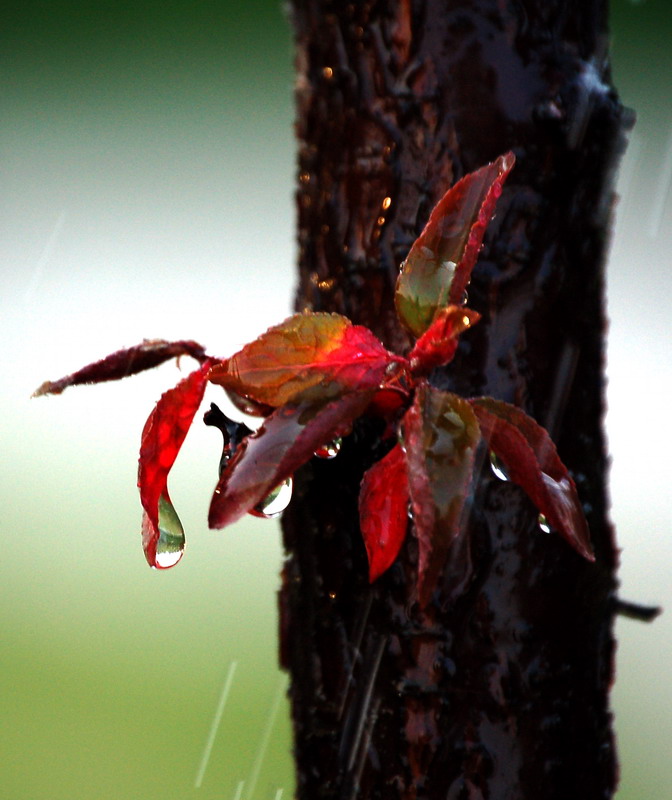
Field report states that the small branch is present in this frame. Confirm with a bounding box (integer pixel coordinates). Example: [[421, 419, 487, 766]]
[[614, 598, 662, 622]]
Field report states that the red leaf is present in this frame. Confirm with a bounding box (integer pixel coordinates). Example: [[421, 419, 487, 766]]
[[408, 305, 481, 376], [138, 362, 211, 568], [359, 443, 410, 581], [469, 397, 594, 561], [209, 390, 374, 529], [32, 339, 208, 397], [404, 382, 481, 607], [208, 312, 401, 407], [395, 152, 515, 337]]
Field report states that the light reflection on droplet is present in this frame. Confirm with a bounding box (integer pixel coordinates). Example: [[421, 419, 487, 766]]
[[155, 548, 184, 569], [314, 437, 342, 459], [323, 66, 333, 79], [251, 477, 293, 518], [538, 513, 551, 534], [489, 451, 509, 481], [382, 196, 392, 210]]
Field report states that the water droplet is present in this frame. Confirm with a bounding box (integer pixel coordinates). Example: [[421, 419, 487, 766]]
[[251, 477, 293, 518], [538, 513, 551, 534], [155, 495, 185, 568], [313, 437, 342, 459], [381, 196, 392, 210], [489, 451, 509, 481], [460, 290, 469, 305], [322, 66, 333, 79]]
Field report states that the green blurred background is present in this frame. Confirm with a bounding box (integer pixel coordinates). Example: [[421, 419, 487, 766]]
[[1, 2, 670, 798]]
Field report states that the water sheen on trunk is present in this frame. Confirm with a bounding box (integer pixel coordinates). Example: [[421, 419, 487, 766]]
[[281, 2, 628, 798]]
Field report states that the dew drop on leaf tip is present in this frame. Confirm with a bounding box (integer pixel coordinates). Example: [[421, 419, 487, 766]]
[[313, 437, 342, 459], [154, 495, 185, 568], [489, 451, 509, 481], [251, 477, 293, 518], [538, 513, 551, 534]]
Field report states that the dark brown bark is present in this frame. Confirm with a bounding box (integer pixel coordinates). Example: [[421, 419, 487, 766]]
[[281, 2, 628, 798]]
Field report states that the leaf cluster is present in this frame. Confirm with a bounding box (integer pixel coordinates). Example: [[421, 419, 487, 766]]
[[34, 153, 593, 606]]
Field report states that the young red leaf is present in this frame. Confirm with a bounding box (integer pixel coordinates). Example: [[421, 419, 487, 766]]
[[408, 305, 481, 376], [209, 390, 374, 529], [469, 397, 594, 561], [395, 152, 515, 337], [403, 382, 481, 607], [138, 362, 212, 568], [32, 339, 208, 397], [208, 312, 401, 407], [359, 443, 410, 582]]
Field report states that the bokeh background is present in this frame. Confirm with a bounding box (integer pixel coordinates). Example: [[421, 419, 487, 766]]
[[2, 2, 670, 798]]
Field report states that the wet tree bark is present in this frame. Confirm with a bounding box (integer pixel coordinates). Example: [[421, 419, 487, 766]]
[[280, 2, 629, 798]]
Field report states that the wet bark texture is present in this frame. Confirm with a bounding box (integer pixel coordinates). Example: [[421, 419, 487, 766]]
[[281, 2, 628, 798]]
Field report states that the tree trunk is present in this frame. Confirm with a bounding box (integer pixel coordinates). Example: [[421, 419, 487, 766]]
[[280, 2, 629, 798]]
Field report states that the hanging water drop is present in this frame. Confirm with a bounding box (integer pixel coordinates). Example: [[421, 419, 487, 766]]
[[314, 437, 342, 459], [490, 451, 509, 481], [251, 477, 293, 518], [538, 513, 551, 534], [154, 495, 185, 568]]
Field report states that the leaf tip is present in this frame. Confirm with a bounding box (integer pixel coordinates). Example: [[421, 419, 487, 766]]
[[499, 150, 516, 173], [31, 381, 55, 398]]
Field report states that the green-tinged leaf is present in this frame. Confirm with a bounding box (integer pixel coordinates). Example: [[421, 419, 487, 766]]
[[395, 152, 515, 337], [208, 312, 400, 407], [469, 397, 594, 561], [403, 382, 481, 606]]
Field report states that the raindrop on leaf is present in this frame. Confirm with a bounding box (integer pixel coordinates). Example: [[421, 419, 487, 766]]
[[489, 451, 509, 481], [313, 437, 342, 459], [538, 513, 551, 534], [251, 477, 293, 518], [154, 494, 185, 568]]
